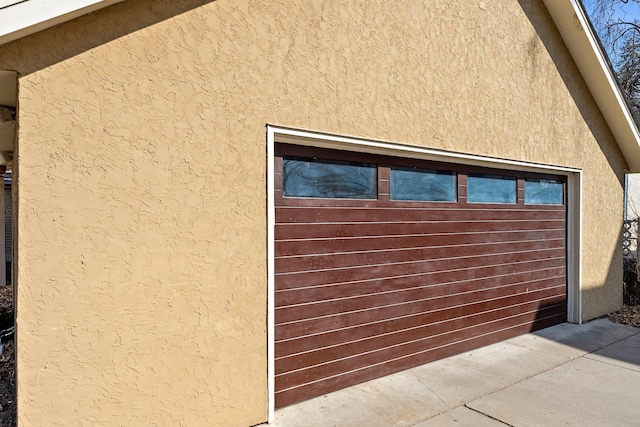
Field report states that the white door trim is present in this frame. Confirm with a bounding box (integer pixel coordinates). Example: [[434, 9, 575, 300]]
[[266, 124, 582, 422]]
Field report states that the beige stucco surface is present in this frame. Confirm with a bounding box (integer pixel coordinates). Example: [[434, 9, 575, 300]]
[[0, 0, 627, 425]]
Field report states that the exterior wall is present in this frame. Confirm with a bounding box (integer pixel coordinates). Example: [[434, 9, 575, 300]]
[[0, 0, 627, 425]]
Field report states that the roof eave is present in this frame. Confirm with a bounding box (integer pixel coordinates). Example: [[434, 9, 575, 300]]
[[0, 0, 637, 172], [543, 0, 640, 173], [0, 0, 125, 47]]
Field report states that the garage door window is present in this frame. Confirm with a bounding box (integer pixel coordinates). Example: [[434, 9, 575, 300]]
[[524, 179, 564, 205], [467, 174, 516, 204], [282, 157, 377, 199], [390, 167, 456, 201]]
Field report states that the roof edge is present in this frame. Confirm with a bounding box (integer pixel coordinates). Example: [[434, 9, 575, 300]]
[[543, 0, 640, 173], [0, 0, 125, 47], [0, 0, 638, 172]]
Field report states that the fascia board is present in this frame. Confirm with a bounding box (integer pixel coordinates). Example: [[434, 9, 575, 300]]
[[0, 1, 25, 8], [543, 0, 640, 173], [0, 0, 125, 46]]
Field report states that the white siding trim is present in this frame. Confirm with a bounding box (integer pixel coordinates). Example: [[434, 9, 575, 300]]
[[266, 125, 583, 421], [0, 0, 125, 46], [266, 126, 276, 424], [566, 171, 583, 324], [0, 1, 24, 9]]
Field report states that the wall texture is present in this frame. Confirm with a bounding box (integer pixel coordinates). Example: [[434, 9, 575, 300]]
[[0, 0, 627, 425]]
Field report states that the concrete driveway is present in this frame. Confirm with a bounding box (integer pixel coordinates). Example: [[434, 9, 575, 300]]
[[271, 318, 640, 427]]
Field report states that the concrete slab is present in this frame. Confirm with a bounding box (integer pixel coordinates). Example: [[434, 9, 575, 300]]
[[413, 406, 506, 427], [467, 356, 640, 427], [272, 335, 573, 427], [272, 371, 449, 427], [532, 318, 640, 352], [586, 332, 640, 372], [269, 320, 640, 427], [400, 340, 570, 407]]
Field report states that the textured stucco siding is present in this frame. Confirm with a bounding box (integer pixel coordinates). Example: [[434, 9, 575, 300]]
[[0, 0, 627, 425]]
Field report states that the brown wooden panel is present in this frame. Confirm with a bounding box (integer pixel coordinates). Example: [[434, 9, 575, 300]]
[[276, 255, 565, 291], [276, 206, 566, 223], [276, 279, 564, 325], [275, 247, 565, 275], [276, 291, 566, 359], [276, 299, 565, 375], [275, 303, 564, 407], [273, 143, 568, 409], [275, 303, 565, 395], [276, 220, 564, 240], [276, 230, 566, 257], [275, 269, 566, 341], [275, 267, 565, 308], [276, 240, 565, 273], [276, 195, 566, 210]]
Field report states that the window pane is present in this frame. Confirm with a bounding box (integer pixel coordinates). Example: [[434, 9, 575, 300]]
[[525, 179, 563, 205], [390, 167, 456, 201], [467, 174, 516, 204], [283, 157, 377, 199]]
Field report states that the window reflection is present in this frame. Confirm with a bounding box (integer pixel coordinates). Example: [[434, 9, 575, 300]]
[[283, 157, 377, 199], [467, 174, 516, 204], [525, 179, 564, 205], [390, 167, 456, 201]]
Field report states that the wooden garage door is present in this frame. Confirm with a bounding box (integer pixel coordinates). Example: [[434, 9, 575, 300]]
[[274, 144, 567, 408]]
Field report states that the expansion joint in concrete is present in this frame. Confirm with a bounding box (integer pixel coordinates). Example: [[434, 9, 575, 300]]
[[464, 404, 514, 426]]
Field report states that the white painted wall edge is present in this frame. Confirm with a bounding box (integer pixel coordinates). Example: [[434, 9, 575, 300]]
[[0, 0, 125, 46], [266, 126, 276, 424]]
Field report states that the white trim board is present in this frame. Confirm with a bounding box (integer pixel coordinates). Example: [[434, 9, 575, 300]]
[[0, 0, 125, 46], [0, 1, 24, 9], [266, 124, 583, 423]]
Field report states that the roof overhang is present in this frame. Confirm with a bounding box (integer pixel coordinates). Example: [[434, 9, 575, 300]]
[[0, 0, 125, 47], [0, 0, 638, 171], [543, 0, 640, 173]]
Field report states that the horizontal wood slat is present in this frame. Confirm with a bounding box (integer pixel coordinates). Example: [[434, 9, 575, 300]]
[[275, 304, 565, 407], [275, 270, 567, 341], [276, 231, 566, 256], [273, 144, 567, 408], [276, 281, 564, 325], [276, 241, 565, 273], [276, 206, 565, 223], [276, 297, 566, 362], [276, 220, 564, 240], [275, 196, 567, 210], [276, 256, 565, 291], [275, 270, 565, 311], [275, 298, 565, 376]]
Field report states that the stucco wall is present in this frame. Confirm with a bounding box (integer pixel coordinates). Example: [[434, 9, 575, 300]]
[[0, 0, 627, 425]]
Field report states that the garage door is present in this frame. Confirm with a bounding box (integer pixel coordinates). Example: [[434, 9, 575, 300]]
[[274, 143, 567, 408]]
